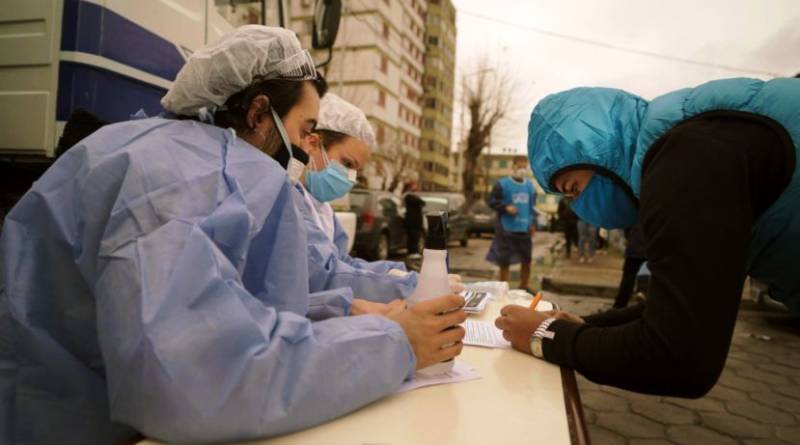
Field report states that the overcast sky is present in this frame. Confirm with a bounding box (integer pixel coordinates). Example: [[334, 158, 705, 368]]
[[451, 0, 800, 154]]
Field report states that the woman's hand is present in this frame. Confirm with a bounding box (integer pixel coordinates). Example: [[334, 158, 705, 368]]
[[351, 298, 407, 317]]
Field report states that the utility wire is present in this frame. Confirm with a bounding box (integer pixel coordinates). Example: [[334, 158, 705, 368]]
[[458, 9, 784, 77]]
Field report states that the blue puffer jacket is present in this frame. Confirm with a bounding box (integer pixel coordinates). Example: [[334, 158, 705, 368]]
[[528, 77, 800, 313]]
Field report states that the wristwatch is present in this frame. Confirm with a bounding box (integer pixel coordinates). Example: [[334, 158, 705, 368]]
[[529, 317, 558, 359]]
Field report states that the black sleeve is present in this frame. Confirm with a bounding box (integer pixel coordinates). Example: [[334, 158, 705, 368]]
[[542, 122, 752, 397], [486, 182, 506, 212], [582, 303, 645, 327]]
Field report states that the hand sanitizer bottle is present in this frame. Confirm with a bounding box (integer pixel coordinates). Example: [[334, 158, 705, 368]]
[[408, 212, 455, 375]]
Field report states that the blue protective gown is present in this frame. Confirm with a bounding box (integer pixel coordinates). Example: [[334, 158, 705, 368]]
[[294, 184, 418, 302], [332, 217, 407, 274], [528, 77, 800, 313], [0, 117, 415, 445]]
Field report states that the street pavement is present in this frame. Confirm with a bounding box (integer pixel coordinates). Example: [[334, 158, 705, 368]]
[[441, 232, 800, 445]]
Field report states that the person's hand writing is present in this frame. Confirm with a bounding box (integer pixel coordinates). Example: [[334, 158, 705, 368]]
[[494, 305, 548, 354], [495, 306, 585, 355], [388, 295, 467, 369]]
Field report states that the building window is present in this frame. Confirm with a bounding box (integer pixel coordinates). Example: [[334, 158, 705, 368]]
[[380, 55, 388, 74], [215, 0, 265, 27], [382, 21, 390, 39], [378, 90, 386, 107], [427, 36, 439, 46], [376, 125, 385, 143], [498, 160, 508, 168]]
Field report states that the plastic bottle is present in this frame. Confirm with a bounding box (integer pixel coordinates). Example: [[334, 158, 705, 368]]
[[408, 212, 455, 376]]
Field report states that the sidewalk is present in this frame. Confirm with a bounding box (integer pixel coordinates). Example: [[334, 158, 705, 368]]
[[445, 231, 563, 282], [542, 244, 625, 298], [445, 231, 625, 299]]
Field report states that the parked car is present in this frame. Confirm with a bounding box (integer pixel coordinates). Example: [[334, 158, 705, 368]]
[[414, 192, 470, 247], [468, 201, 495, 237], [350, 189, 407, 260]]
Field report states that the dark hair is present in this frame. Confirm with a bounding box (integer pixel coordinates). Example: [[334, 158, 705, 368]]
[[213, 74, 327, 132], [314, 74, 328, 97], [316, 129, 349, 150], [213, 78, 308, 131], [513, 155, 528, 164]]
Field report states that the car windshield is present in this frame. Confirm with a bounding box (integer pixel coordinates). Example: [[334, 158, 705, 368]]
[[421, 196, 448, 213]]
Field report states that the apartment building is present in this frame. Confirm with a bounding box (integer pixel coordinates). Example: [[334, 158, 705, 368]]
[[287, 0, 428, 191], [419, 0, 457, 191]]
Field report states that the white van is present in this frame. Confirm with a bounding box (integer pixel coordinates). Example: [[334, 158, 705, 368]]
[[0, 0, 282, 158]]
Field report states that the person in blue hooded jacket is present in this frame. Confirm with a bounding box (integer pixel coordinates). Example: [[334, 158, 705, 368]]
[[495, 77, 799, 397], [0, 26, 467, 445]]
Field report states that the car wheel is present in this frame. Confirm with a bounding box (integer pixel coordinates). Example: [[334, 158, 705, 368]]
[[376, 232, 390, 260]]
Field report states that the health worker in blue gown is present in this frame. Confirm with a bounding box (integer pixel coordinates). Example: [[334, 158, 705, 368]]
[[0, 25, 466, 445]]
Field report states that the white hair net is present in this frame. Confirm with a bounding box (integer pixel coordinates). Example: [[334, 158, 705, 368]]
[[161, 25, 317, 116], [317, 93, 377, 150]]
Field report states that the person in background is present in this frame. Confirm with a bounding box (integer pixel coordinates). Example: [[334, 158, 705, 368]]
[[486, 156, 538, 293], [576, 219, 596, 264], [496, 77, 799, 399], [403, 181, 426, 259], [613, 221, 647, 309], [0, 26, 466, 445], [557, 197, 579, 259]]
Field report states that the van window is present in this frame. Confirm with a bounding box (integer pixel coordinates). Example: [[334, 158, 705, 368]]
[[216, 0, 265, 27]]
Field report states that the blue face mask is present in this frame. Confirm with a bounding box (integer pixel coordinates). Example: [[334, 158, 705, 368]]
[[305, 148, 356, 202], [570, 173, 638, 229]]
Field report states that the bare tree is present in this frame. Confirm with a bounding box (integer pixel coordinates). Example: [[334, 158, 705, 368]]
[[460, 58, 516, 208], [372, 132, 417, 193]]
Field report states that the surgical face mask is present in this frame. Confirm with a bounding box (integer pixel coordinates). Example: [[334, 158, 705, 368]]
[[305, 148, 356, 202], [273, 141, 309, 170], [513, 168, 528, 179], [570, 173, 638, 229], [270, 107, 307, 182]]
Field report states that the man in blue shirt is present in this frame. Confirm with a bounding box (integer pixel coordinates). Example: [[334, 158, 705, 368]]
[[486, 156, 538, 293]]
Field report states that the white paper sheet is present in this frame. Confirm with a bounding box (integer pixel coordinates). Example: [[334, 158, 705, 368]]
[[395, 361, 481, 394], [463, 320, 511, 349]]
